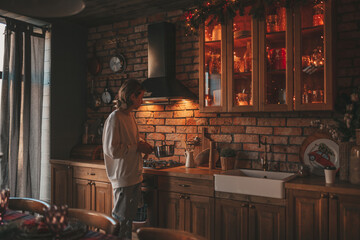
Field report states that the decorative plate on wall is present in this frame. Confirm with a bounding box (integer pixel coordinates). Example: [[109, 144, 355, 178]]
[[300, 132, 340, 176]]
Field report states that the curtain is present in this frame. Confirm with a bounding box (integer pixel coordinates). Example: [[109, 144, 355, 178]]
[[0, 19, 45, 198]]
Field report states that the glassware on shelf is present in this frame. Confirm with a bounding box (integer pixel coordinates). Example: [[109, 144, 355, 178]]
[[243, 41, 252, 72], [271, 48, 286, 70], [212, 24, 221, 41], [311, 46, 324, 67], [235, 92, 249, 106], [313, 1, 324, 26], [213, 89, 221, 106], [266, 14, 279, 32], [205, 88, 212, 107]]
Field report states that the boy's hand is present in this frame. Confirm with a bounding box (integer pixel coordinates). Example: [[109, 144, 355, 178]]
[[137, 141, 153, 154]]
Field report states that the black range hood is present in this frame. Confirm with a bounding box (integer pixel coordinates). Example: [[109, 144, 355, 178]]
[[142, 22, 197, 103]]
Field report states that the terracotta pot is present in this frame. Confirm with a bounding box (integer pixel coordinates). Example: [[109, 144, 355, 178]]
[[220, 157, 235, 171]]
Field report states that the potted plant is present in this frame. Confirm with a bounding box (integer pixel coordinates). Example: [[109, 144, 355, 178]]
[[220, 148, 236, 171]]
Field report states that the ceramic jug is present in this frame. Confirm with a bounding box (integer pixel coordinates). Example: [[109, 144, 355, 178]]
[[185, 150, 195, 168]]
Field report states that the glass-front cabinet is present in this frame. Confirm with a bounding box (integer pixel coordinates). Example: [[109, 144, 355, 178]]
[[199, 0, 333, 112], [199, 18, 227, 112]]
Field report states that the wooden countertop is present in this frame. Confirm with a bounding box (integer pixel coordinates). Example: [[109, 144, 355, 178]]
[[50, 159, 222, 180], [285, 176, 360, 196]]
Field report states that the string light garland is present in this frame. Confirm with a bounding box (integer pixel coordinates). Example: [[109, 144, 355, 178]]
[[182, 0, 319, 35]]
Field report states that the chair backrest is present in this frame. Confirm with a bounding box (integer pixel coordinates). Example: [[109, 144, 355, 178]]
[[9, 197, 51, 215], [136, 227, 208, 240], [67, 208, 119, 236]]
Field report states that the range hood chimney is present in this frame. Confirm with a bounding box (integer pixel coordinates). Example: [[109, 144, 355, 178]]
[[142, 22, 197, 103]]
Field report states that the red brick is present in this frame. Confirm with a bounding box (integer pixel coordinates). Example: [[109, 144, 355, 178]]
[[287, 118, 315, 127], [166, 134, 187, 141], [177, 58, 193, 65], [194, 111, 217, 118], [264, 136, 288, 145], [243, 143, 265, 152], [165, 119, 186, 125], [209, 118, 232, 125], [174, 111, 194, 118], [130, 17, 147, 26], [273, 145, 300, 154], [258, 118, 286, 126], [136, 112, 154, 118], [145, 118, 165, 125], [113, 21, 129, 28], [272, 153, 287, 162], [138, 105, 164, 111], [186, 118, 208, 126], [176, 126, 197, 133], [199, 126, 220, 134], [289, 136, 307, 145], [274, 127, 302, 136], [238, 151, 259, 160], [156, 126, 175, 133], [147, 133, 165, 141], [138, 125, 155, 132], [246, 126, 273, 135], [221, 126, 245, 134], [148, 13, 166, 23], [234, 134, 259, 143], [154, 112, 173, 118], [233, 117, 257, 125], [288, 154, 301, 162], [134, 63, 147, 71], [211, 134, 232, 143]]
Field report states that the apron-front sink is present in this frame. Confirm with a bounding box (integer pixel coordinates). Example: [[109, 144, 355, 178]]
[[214, 169, 297, 199]]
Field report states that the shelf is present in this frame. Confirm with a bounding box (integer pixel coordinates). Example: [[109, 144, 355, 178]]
[[301, 25, 324, 36]]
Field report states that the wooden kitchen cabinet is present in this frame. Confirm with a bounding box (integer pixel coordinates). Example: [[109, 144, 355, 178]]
[[199, 1, 333, 112], [287, 189, 360, 240], [157, 176, 215, 240], [51, 163, 73, 206], [72, 166, 112, 215], [215, 198, 285, 240]]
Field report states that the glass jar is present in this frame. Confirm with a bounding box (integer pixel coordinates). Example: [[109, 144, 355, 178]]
[[313, 2, 324, 26], [349, 129, 360, 185]]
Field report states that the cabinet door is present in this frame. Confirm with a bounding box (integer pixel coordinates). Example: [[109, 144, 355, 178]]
[[294, 0, 333, 110], [259, 5, 293, 111], [287, 189, 328, 240], [93, 181, 112, 215], [199, 18, 227, 112], [249, 203, 285, 240], [185, 195, 214, 240], [158, 191, 185, 231], [329, 193, 360, 240], [73, 178, 91, 210], [215, 198, 248, 240], [51, 164, 73, 206], [228, 7, 259, 112]]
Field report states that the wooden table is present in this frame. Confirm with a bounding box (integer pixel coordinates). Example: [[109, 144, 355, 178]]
[[1, 209, 121, 239]]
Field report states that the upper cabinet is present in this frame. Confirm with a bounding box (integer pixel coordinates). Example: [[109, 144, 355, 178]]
[[199, 0, 333, 112]]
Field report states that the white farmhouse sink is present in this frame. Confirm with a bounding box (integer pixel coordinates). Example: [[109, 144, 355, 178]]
[[214, 169, 297, 199]]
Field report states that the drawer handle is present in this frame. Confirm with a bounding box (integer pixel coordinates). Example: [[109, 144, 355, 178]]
[[88, 173, 96, 176], [179, 194, 183, 199], [330, 194, 337, 199], [249, 205, 255, 209], [179, 184, 190, 187], [184, 196, 190, 200], [241, 203, 248, 208], [321, 193, 329, 198]]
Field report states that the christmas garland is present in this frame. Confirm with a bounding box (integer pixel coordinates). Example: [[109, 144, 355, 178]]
[[182, 0, 320, 35]]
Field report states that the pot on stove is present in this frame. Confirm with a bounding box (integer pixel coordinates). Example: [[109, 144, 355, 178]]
[[154, 141, 174, 158]]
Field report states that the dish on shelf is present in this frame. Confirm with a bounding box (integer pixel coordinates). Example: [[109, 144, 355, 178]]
[[300, 132, 339, 176]]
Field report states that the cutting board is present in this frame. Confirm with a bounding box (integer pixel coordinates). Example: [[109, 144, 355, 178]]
[[193, 127, 219, 167]]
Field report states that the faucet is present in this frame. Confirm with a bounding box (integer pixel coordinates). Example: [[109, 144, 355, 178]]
[[259, 136, 268, 171]]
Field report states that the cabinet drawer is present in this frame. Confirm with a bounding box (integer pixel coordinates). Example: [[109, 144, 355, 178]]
[[158, 176, 214, 197], [73, 166, 109, 182]]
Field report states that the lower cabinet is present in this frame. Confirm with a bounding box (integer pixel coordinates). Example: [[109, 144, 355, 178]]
[[287, 189, 360, 240], [51, 163, 73, 206], [72, 167, 112, 215], [157, 176, 215, 240], [215, 198, 285, 240]]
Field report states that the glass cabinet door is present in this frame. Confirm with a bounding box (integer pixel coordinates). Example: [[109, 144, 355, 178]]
[[228, 7, 259, 112], [259, 4, 293, 111], [294, 0, 333, 110], [199, 18, 227, 112]]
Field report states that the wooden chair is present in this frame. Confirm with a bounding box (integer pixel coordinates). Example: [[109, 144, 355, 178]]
[[9, 197, 51, 215], [67, 208, 119, 236], [136, 227, 208, 240]]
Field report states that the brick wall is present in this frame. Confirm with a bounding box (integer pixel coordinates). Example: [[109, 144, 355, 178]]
[[86, 0, 360, 173]]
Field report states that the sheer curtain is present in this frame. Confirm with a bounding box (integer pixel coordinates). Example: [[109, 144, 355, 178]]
[[0, 18, 46, 198]]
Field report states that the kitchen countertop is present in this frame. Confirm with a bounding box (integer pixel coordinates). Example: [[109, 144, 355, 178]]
[[285, 175, 360, 196], [50, 159, 222, 180], [51, 159, 360, 194]]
